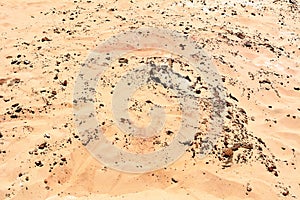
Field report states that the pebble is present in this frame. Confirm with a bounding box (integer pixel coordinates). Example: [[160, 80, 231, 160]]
[[282, 189, 289, 196], [223, 148, 233, 158], [236, 32, 245, 39], [244, 41, 252, 47], [62, 80, 67, 86], [119, 58, 128, 64], [41, 37, 52, 42]]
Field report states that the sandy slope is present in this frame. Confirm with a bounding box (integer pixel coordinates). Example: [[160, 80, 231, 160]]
[[0, 0, 299, 199]]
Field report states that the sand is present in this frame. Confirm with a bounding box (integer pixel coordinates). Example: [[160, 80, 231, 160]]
[[0, 0, 299, 199]]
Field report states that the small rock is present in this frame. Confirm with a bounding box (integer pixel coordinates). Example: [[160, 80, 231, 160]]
[[15, 107, 22, 113], [119, 58, 128, 64], [289, 0, 298, 5], [236, 32, 245, 39], [229, 93, 238, 102], [0, 78, 8, 85], [223, 148, 233, 158], [12, 103, 19, 107], [35, 161, 43, 167], [41, 37, 52, 42], [222, 163, 232, 168], [242, 143, 253, 149], [166, 130, 173, 135], [38, 142, 47, 150], [23, 60, 31, 65], [171, 178, 178, 183], [246, 183, 252, 192], [244, 41, 252, 47], [62, 80, 67, 86], [282, 189, 289, 196], [232, 143, 241, 151], [11, 60, 18, 65], [257, 138, 266, 147], [267, 165, 276, 172]]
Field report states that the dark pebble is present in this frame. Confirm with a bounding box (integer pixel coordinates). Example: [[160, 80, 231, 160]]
[[244, 41, 252, 47], [119, 58, 128, 64], [35, 161, 43, 167], [62, 80, 67, 86], [171, 178, 178, 183], [41, 37, 52, 42], [11, 60, 18, 65], [12, 103, 19, 107], [282, 190, 289, 196], [23, 60, 31, 65], [236, 32, 245, 39]]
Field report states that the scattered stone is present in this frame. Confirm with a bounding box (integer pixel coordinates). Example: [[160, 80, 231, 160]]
[[62, 80, 67, 86], [259, 79, 271, 84], [236, 32, 245, 39], [11, 60, 18, 65], [232, 143, 241, 151], [244, 41, 252, 47], [282, 189, 289, 196], [171, 178, 178, 183], [257, 138, 266, 147], [289, 0, 298, 5], [12, 103, 19, 107], [0, 78, 8, 85], [294, 87, 300, 91], [246, 183, 252, 192], [23, 60, 31, 65], [242, 143, 253, 150], [222, 162, 232, 168], [223, 148, 233, 158], [267, 165, 276, 172], [38, 142, 47, 150], [15, 107, 22, 113], [119, 58, 128, 64], [166, 130, 173, 135], [41, 37, 51, 42], [35, 161, 43, 167], [229, 93, 238, 102]]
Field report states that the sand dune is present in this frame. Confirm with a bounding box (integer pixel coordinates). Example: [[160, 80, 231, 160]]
[[0, 0, 299, 199]]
